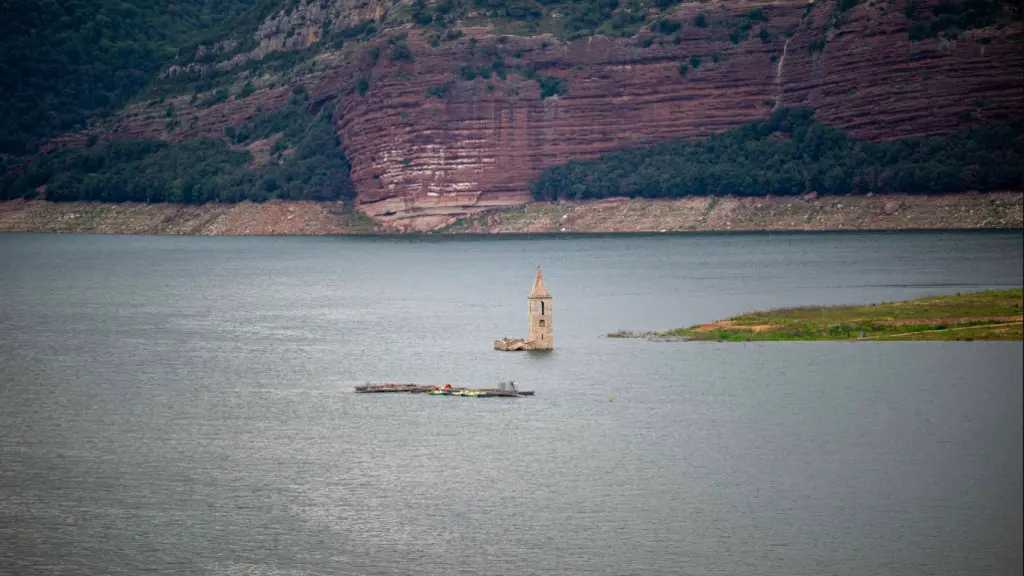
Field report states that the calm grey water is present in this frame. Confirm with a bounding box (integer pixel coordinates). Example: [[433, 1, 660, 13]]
[[0, 230, 1021, 576]]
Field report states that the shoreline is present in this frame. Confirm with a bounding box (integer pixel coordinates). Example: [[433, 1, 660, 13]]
[[607, 289, 1024, 342], [0, 192, 1021, 236]]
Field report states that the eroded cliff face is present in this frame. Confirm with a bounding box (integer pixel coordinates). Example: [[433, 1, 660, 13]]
[[42, 0, 1024, 230], [340, 0, 1022, 230]]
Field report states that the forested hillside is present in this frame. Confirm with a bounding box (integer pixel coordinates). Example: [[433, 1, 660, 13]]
[[531, 109, 1024, 200], [0, 0, 273, 155], [0, 0, 1021, 230], [0, 100, 352, 203]]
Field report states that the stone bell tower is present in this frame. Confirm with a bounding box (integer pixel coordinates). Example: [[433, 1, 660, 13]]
[[527, 267, 553, 350], [493, 267, 555, 351]]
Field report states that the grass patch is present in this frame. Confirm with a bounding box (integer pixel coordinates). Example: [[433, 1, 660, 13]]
[[617, 289, 1024, 342], [872, 323, 1023, 341]]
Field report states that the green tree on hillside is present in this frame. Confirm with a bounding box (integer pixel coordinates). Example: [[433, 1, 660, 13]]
[[530, 108, 1023, 200], [0, 0, 268, 155], [0, 104, 354, 204]]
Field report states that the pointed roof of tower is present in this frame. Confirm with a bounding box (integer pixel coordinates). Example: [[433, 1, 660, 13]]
[[529, 267, 551, 299]]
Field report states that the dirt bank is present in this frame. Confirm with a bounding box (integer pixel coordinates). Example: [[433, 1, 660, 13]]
[[436, 192, 1023, 234], [0, 192, 1020, 236], [0, 200, 382, 235]]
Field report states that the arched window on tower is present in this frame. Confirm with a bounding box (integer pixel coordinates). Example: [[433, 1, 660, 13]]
[[539, 319, 546, 327], [541, 301, 545, 315]]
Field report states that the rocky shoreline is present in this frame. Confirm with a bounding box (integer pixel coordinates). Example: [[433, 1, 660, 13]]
[[0, 192, 1021, 236]]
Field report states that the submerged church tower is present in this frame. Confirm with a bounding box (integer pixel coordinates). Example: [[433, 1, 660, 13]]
[[493, 267, 554, 351], [527, 268, 553, 349]]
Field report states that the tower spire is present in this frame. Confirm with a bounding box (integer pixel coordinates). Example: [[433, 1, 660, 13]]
[[530, 266, 551, 299]]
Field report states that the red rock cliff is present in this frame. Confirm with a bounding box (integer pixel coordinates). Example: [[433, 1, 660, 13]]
[[42, 0, 1024, 230]]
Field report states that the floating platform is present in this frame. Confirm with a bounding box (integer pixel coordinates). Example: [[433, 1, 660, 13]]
[[354, 383, 534, 398]]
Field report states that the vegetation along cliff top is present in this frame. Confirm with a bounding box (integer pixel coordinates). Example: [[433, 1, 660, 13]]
[[1, 0, 1022, 231]]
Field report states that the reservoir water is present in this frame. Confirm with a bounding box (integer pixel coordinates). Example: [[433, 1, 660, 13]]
[[1, 230, 1022, 576]]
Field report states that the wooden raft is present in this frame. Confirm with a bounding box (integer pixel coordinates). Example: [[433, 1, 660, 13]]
[[354, 383, 534, 398]]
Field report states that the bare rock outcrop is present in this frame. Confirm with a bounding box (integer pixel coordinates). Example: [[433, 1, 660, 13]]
[[37, 0, 1024, 230], [1, 192, 1020, 235]]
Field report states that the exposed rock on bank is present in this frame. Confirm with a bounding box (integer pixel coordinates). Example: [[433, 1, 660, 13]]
[[436, 192, 1023, 234], [0, 200, 381, 235], [0, 192, 1020, 236], [36, 0, 1024, 231]]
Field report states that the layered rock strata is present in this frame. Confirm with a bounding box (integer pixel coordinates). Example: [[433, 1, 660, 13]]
[[38, 0, 1024, 230]]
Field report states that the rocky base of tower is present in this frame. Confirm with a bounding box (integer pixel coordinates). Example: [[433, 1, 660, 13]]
[[493, 338, 550, 352]]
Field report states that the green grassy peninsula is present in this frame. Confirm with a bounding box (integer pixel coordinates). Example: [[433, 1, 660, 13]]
[[610, 289, 1023, 342]]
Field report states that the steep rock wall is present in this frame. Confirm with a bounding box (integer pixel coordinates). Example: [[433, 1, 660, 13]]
[[335, 0, 1022, 229], [40, 0, 1024, 230]]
